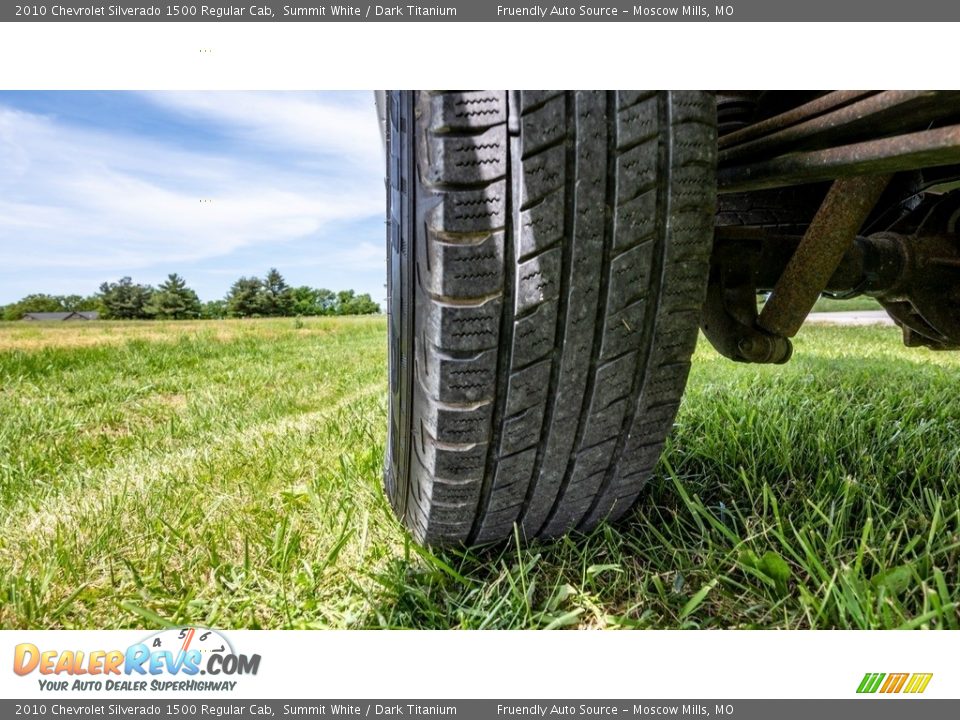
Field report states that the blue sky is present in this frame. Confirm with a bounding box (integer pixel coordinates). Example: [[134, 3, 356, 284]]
[[0, 91, 385, 305]]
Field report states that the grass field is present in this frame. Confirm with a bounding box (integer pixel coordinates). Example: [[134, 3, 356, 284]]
[[1, 317, 958, 630], [810, 295, 883, 313]]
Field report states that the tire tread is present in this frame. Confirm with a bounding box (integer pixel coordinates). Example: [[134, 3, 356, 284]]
[[390, 90, 716, 545]]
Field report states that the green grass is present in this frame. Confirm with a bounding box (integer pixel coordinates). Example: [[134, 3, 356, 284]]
[[1, 317, 958, 629], [810, 295, 883, 313]]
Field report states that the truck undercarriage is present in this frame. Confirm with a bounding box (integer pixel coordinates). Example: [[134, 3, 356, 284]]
[[712, 90, 960, 361]]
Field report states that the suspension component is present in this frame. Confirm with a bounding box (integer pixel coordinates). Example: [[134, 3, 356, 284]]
[[719, 125, 960, 194], [703, 174, 890, 363], [704, 226, 960, 359], [701, 240, 794, 364], [708, 89, 960, 361], [718, 91, 874, 149], [758, 175, 892, 338], [719, 91, 960, 164], [873, 232, 960, 349]]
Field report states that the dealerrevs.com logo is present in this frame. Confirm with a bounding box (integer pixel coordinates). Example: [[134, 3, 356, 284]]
[[857, 672, 933, 695], [13, 628, 261, 693]]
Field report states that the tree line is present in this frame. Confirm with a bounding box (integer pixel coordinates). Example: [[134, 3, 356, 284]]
[[1, 269, 381, 321]]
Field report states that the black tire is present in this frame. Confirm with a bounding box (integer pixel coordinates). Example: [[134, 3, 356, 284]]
[[386, 91, 717, 547]]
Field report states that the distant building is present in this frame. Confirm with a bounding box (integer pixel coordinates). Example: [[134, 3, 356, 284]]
[[22, 311, 100, 321]]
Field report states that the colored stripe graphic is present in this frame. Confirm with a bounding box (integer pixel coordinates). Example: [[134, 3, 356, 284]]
[[904, 674, 934, 694], [857, 672, 932, 694], [857, 673, 885, 693], [881, 673, 909, 693]]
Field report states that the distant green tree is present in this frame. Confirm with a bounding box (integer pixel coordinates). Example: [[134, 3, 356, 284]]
[[98, 277, 154, 319], [315, 288, 337, 315], [260, 268, 294, 317], [290, 286, 319, 316], [1, 293, 107, 320], [334, 290, 355, 316], [4, 281, 381, 321], [290, 286, 338, 316], [60, 295, 85, 311], [2, 293, 64, 321], [225, 276, 264, 317], [201, 299, 227, 320], [76, 295, 105, 313], [356, 293, 381, 315], [335, 290, 381, 315], [145, 274, 202, 320]]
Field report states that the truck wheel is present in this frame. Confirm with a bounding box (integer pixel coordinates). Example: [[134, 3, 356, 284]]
[[386, 91, 716, 546]]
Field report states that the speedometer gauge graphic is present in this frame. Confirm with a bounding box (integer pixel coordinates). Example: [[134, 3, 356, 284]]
[[141, 627, 234, 659]]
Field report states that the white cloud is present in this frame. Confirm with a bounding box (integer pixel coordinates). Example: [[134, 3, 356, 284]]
[[141, 91, 382, 169], [0, 93, 385, 292]]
